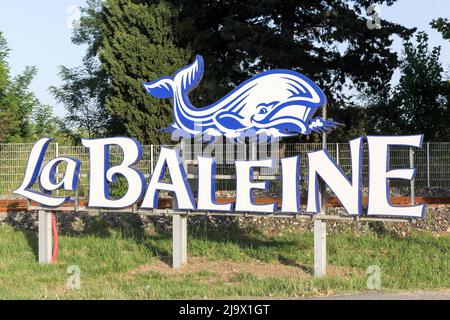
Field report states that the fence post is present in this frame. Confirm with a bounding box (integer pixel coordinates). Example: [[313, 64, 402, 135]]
[[38, 210, 52, 264], [150, 144, 154, 174], [410, 148, 415, 206], [427, 142, 430, 188], [251, 141, 257, 161], [336, 143, 339, 165], [75, 172, 80, 211]]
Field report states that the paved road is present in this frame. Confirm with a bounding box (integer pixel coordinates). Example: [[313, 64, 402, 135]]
[[308, 290, 450, 300]]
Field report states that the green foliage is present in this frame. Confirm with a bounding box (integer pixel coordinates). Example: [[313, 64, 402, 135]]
[[4, 66, 39, 141], [50, 64, 111, 139], [173, 0, 413, 109], [109, 176, 129, 198], [366, 32, 450, 140], [32, 104, 59, 138], [49, 0, 113, 141], [0, 33, 9, 91], [99, 0, 190, 144], [62, 0, 414, 143], [0, 32, 62, 142], [431, 18, 450, 41], [54, 0, 190, 144]]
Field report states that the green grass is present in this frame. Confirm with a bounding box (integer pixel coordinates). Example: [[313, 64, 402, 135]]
[[0, 223, 448, 299]]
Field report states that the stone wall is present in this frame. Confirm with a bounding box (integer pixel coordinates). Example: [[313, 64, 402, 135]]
[[1, 205, 448, 236]]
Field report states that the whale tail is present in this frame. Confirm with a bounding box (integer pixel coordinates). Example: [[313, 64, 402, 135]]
[[142, 55, 204, 99]]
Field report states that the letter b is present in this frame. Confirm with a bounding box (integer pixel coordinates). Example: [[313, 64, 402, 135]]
[[82, 138, 145, 208]]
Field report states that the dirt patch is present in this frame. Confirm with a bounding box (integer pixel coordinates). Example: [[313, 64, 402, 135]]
[[129, 257, 361, 281]]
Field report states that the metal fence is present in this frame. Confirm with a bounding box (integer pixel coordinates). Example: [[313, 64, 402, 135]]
[[0, 141, 449, 197]]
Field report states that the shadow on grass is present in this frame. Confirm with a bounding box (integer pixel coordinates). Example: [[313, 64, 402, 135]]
[[6, 212, 39, 261], [9, 211, 313, 272], [22, 229, 39, 260], [278, 255, 313, 274]]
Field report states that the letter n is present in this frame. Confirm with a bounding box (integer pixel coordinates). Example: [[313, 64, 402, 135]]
[[306, 138, 363, 215]]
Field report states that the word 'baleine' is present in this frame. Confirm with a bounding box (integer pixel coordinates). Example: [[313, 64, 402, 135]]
[[14, 135, 425, 218]]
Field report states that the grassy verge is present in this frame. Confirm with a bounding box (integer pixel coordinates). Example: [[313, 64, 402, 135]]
[[0, 223, 448, 299]]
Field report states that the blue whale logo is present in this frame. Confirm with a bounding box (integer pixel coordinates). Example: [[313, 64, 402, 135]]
[[143, 55, 338, 140]]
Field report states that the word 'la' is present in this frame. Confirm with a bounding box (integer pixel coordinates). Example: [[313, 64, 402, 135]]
[[14, 135, 425, 218]]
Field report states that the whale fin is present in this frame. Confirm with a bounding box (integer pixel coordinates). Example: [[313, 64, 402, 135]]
[[215, 112, 246, 131], [142, 77, 174, 99], [174, 55, 204, 93]]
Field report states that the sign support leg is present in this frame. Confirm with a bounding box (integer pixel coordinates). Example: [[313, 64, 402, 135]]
[[171, 142, 189, 269], [38, 210, 52, 264], [314, 184, 327, 277], [314, 218, 327, 277], [314, 103, 327, 277], [172, 213, 187, 269]]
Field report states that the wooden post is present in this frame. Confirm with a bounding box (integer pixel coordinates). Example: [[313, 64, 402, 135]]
[[38, 210, 52, 264], [314, 103, 327, 277]]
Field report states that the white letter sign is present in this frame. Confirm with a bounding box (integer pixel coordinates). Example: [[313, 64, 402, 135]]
[[367, 135, 425, 218], [82, 138, 145, 208]]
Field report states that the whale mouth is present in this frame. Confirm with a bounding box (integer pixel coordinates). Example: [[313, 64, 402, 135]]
[[251, 102, 315, 134], [273, 121, 309, 135], [251, 115, 309, 135]]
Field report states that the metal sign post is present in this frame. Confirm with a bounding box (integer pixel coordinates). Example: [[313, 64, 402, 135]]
[[314, 216, 326, 277], [38, 210, 52, 264], [314, 103, 328, 277], [410, 148, 415, 206], [32, 206, 413, 271], [172, 212, 188, 269], [172, 140, 189, 269]]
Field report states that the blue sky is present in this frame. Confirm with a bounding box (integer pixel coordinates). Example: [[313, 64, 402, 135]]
[[0, 0, 449, 118]]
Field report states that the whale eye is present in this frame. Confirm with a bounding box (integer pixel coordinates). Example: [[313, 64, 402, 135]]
[[259, 108, 268, 114]]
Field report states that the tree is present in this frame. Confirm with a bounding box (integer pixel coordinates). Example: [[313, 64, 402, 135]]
[[62, 0, 414, 143], [0, 32, 40, 142], [366, 32, 450, 140], [5, 66, 40, 141], [0, 32, 12, 141], [51, 0, 114, 140], [431, 18, 450, 41], [32, 104, 59, 138], [0, 31, 63, 142], [54, 0, 190, 144], [172, 0, 414, 123], [0, 32, 8, 91], [98, 0, 190, 144], [50, 64, 110, 139]]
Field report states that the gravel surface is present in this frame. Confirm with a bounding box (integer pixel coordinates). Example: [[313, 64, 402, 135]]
[[307, 290, 450, 300]]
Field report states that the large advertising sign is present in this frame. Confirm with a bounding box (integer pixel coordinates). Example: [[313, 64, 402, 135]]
[[14, 56, 425, 219]]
